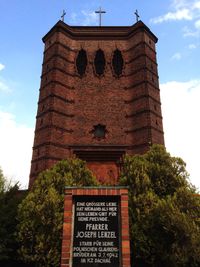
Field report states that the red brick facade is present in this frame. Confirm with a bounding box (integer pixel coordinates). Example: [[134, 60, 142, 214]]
[[29, 20, 164, 187], [61, 187, 130, 267]]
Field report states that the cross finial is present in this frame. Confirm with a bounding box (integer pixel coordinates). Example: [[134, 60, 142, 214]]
[[61, 9, 66, 22], [95, 7, 106, 26], [134, 9, 140, 22]]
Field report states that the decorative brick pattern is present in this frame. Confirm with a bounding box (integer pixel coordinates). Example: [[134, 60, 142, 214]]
[[61, 187, 131, 267], [29, 21, 165, 187]]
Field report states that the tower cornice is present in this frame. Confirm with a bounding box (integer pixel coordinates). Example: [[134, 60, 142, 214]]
[[42, 20, 158, 42]]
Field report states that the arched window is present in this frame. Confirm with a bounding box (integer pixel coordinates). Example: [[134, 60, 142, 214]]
[[94, 49, 106, 76], [76, 49, 87, 76], [112, 49, 124, 77]]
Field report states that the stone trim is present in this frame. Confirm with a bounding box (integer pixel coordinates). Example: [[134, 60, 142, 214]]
[[61, 187, 131, 267], [43, 20, 158, 42]]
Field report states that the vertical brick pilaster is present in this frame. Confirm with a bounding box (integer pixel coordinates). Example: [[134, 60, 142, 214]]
[[61, 190, 73, 267]]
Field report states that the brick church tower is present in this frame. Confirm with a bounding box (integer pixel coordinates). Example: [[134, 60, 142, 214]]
[[29, 20, 164, 187]]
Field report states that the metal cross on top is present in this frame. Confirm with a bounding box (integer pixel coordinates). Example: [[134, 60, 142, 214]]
[[134, 9, 140, 22], [95, 7, 106, 26], [61, 9, 66, 22]]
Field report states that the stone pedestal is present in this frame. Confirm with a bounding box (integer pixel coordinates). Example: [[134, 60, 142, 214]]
[[61, 187, 131, 267]]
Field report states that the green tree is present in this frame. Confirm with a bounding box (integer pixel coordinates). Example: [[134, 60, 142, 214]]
[[119, 145, 200, 267], [17, 159, 98, 267], [0, 167, 26, 265]]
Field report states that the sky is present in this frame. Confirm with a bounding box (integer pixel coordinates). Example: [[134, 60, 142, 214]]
[[0, 0, 200, 190]]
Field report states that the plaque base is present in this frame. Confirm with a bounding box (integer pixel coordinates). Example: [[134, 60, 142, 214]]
[[61, 187, 131, 267]]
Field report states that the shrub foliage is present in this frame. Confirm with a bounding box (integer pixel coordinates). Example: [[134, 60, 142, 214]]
[[17, 159, 98, 267], [119, 145, 200, 267]]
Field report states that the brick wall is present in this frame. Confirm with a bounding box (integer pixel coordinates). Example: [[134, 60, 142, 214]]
[[29, 21, 164, 187]]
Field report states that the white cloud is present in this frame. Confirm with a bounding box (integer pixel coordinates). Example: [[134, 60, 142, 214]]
[[0, 64, 8, 92], [151, 0, 200, 24], [151, 9, 192, 24], [188, 43, 197, 49], [195, 18, 200, 28], [69, 10, 98, 26], [68, 10, 99, 26], [183, 25, 200, 37], [0, 75, 18, 94], [70, 12, 78, 24], [81, 10, 98, 26], [0, 80, 9, 92], [173, 0, 198, 10], [0, 78, 11, 93], [0, 63, 5, 71], [171, 52, 182, 60], [194, 1, 200, 9], [160, 79, 200, 190], [0, 111, 34, 189]]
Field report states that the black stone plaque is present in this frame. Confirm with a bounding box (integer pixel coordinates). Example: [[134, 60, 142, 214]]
[[72, 195, 121, 267]]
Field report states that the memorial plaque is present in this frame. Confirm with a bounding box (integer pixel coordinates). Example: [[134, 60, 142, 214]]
[[72, 195, 121, 267]]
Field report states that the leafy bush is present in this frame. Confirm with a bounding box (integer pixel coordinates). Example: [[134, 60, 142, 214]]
[[119, 145, 200, 267], [17, 159, 98, 267]]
